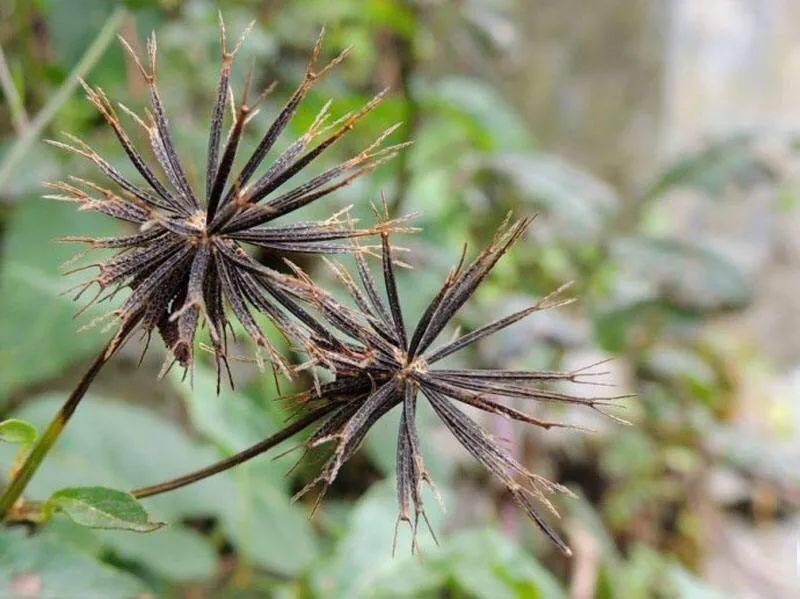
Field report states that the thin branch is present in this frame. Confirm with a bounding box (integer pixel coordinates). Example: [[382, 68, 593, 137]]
[[0, 44, 28, 134], [0, 7, 126, 190], [383, 15, 420, 217], [131, 404, 338, 499]]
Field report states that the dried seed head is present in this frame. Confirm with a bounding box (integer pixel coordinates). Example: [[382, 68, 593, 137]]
[[48, 19, 407, 387], [287, 219, 628, 555]]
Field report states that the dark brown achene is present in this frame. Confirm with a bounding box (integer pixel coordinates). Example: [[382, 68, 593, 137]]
[[288, 217, 628, 555], [44, 20, 408, 384]]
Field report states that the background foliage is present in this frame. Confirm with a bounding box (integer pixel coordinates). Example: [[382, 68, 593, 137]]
[[1, 0, 798, 597]]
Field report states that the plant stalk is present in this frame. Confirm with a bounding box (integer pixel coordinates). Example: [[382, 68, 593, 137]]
[[0, 7, 126, 189], [0, 45, 29, 135], [0, 318, 137, 520], [132, 404, 337, 499]]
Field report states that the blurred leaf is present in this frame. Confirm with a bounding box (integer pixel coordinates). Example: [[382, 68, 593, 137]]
[[312, 481, 441, 597], [425, 77, 531, 152], [101, 526, 217, 582], [440, 528, 565, 599], [481, 152, 619, 240], [0, 199, 121, 403], [174, 365, 289, 488], [0, 394, 233, 520], [0, 528, 144, 598], [609, 544, 666, 598], [0, 418, 37, 445], [3, 146, 61, 197], [44, 0, 118, 68], [363, 1, 418, 38], [364, 401, 454, 484], [219, 476, 318, 577], [174, 365, 282, 451], [610, 236, 751, 312], [366, 524, 566, 599], [668, 564, 726, 599], [39, 516, 217, 584], [593, 299, 706, 354], [44, 516, 108, 555], [599, 430, 659, 479], [707, 423, 800, 489], [774, 186, 800, 212], [643, 345, 722, 406], [644, 346, 716, 387], [646, 133, 777, 199], [47, 486, 163, 532], [604, 479, 677, 531], [463, 0, 517, 51], [592, 302, 645, 354], [174, 366, 319, 574], [362, 407, 399, 475]]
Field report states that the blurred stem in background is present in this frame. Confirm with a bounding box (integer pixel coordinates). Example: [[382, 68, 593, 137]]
[[0, 45, 28, 135], [381, 2, 419, 217], [0, 7, 125, 190]]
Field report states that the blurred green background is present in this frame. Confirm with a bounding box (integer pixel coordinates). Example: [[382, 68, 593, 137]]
[[2, 0, 800, 597]]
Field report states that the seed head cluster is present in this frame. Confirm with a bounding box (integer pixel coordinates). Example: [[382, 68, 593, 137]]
[[47, 19, 625, 555]]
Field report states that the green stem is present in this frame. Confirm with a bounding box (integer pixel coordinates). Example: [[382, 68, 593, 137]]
[[131, 404, 337, 499], [0, 7, 126, 189], [0, 45, 29, 135], [0, 319, 136, 520]]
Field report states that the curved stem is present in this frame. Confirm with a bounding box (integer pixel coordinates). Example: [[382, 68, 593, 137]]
[[132, 404, 336, 499], [0, 318, 137, 520]]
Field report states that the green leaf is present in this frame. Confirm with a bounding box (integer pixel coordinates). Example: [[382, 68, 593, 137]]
[[427, 528, 565, 599], [0, 528, 145, 598], [101, 526, 217, 582], [311, 481, 446, 598], [174, 365, 282, 451], [218, 475, 318, 577], [0, 418, 40, 476], [364, 401, 453, 484], [173, 364, 291, 489], [45, 0, 118, 68], [40, 517, 217, 583], [426, 77, 532, 152], [0, 199, 122, 404], [0, 7, 126, 191], [173, 367, 320, 575], [0, 418, 37, 445], [646, 133, 776, 199], [481, 152, 620, 241], [47, 487, 163, 532], [610, 235, 751, 312], [668, 564, 726, 599], [313, 483, 562, 599]]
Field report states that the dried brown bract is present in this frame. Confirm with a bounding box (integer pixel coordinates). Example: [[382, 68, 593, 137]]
[[45, 19, 408, 384], [289, 217, 628, 555]]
